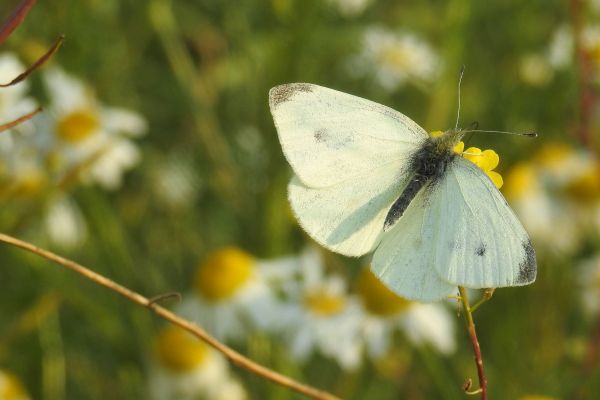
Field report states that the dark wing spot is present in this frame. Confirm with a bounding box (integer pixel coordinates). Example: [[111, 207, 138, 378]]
[[475, 243, 486, 257], [314, 128, 354, 150], [269, 83, 313, 108], [314, 128, 326, 142], [517, 240, 537, 284]]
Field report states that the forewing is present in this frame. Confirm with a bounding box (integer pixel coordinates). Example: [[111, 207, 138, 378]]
[[288, 158, 410, 257], [270, 83, 427, 188], [371, 189, 458, 301], [428, 157, 537, 288]]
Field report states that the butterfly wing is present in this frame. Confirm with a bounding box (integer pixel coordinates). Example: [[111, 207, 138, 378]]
[[269, 83, 427, 188], [273, 83, 428, 257], [288, 163, 409, 257], [371, 189, 458, 301], [427, 157, 537, 288]]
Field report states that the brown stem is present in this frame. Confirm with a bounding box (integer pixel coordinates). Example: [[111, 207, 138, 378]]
[[0, 233, 340, 400], [0, 107, 41, 133], [0, 0, 36, 46], [459, 287, 488, 400], [0, 34, 65, 87]]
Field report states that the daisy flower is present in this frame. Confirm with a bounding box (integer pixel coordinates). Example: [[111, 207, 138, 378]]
[[504, 143, 600, 254], [0, 52, 37, 125], [356, 268, 456, 358], [350, 27, 440, 91], [43, 195, 88, 249], [37, 67, 146, 190], [148, 326, 247, 400], [0, 369, 31, 400], [176, 247, 301, 343], [279, 251, 364, 370]]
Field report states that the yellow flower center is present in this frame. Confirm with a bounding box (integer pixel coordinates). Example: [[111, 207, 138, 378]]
[[56, 110, 99, 143], [304, 290, 346, 316], [356, 268, 411, 316], [155, 326, 208, 372], [0, 370, 30, 400], [503, 162, 538, 200], [379, 47, 411, 71], [194, 247, 255, 302]]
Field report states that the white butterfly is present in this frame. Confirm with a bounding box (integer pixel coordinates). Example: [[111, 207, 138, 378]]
[[269, 83, 536, 301]]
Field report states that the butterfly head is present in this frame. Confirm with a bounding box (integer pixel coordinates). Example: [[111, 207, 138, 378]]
[[430, 129, 466, 154]]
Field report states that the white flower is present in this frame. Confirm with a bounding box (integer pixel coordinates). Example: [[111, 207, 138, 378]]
[[356, 269, 455, 358], [0, 369, 31, 400], [44, 195, 87, 249], [148, 326, 247, 400], [519, 54, 553, 87], [151, 152, 201, 208], [0, 53, 37, 124], [547, 25, 573, 69], [0, 131, 47, 199], [504, 144, 600, 255], [176, 247, 299, 343], [350, 27, 440, 91], [279, 251, 364, 370], [37, 67, 146, 190], [328, 0, 371, 16]]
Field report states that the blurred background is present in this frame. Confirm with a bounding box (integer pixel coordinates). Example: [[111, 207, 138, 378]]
[[0, 0, 599, 399]]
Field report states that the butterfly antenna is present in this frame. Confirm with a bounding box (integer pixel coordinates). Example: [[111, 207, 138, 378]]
[[464, 129, 538, 137], [455, 65, 465, 130]]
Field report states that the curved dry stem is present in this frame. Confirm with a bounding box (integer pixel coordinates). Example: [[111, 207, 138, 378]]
[[0, 34, 65, 88], [0, 233, 340, 400], [0, 0, 36, 46], [0, 107, 42, 133], [458, 287, 487, 400]]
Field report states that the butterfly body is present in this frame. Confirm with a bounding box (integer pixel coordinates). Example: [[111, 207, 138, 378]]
[[269, 83, 537, 301], [385, 130, 463, 230]]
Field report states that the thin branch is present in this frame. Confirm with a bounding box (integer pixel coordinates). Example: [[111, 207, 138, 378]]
[[0, 0, 36, 46], [470, 288, 495, 314], [0, 107, 41, 133], [0, 233, 340, 400], [458, 287, 488, 400], [0, 34, 65, 87]]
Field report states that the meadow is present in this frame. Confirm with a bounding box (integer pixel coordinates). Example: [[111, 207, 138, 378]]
[[1, 0, 599, 399]]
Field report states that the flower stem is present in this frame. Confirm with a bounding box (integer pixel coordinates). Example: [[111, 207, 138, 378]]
[[458, 287, 487, 400], [0, 233, 340, 400]]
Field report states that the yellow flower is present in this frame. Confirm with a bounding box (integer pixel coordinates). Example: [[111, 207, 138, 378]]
[[429, 131, 503, 188], [462, 146, 503, 189], [503, 162, 539, 200], [0, 369, 30, 400], [56, 109, 99, 143], [356, 268, 411, 316], [194, 247, 255, 302], [303, 290, 347, 316], [154, 326, 208, 372]]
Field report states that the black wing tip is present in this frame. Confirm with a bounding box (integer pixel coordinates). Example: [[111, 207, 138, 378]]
[[516, 239, 537, 284], [269, 83, 314, 109]]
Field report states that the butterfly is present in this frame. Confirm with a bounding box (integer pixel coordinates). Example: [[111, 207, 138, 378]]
[[268, 83, 537, 301]]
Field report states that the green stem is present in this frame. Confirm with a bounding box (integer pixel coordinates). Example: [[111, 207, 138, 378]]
[[458, 287, 488, 400]]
